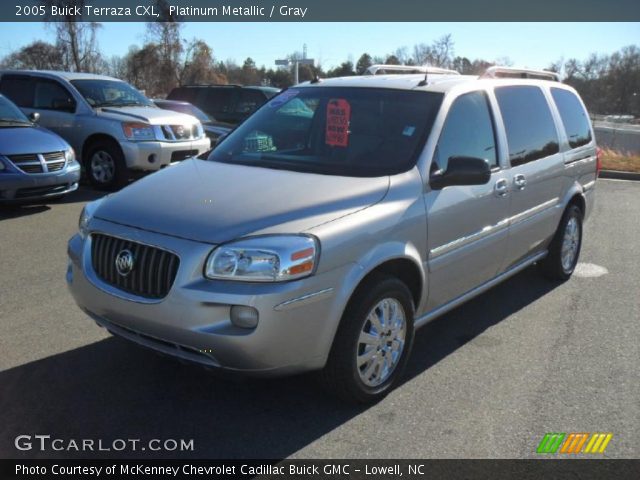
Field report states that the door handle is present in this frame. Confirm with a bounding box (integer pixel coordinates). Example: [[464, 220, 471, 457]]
[[514, 174, 527, 190], [494, 178, 509, 197]]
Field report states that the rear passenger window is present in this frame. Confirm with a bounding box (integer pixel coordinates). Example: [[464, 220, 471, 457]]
[[168, 87, 200, 104], [0, 75, 34, 107], [202, 89, 235, 115], [235, 90, 265, 114], [495, 86, 559, 166], [551, 88, 592, 149], [435, 91, 497, 170]]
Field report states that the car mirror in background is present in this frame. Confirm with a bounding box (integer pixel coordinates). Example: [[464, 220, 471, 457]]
[[430, 156, 491, 190], [28, 112, 40, 123]]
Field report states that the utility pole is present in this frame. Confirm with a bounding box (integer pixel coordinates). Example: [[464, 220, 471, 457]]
[[275, 46, 315, 85]]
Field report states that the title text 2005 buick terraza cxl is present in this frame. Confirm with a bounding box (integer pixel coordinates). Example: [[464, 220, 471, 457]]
[[67, 67, 598, 403]]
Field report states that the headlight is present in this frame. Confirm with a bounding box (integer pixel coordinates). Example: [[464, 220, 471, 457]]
[[65, 148, 76, 163], [204, 235, 319, 282], [78, 206, 91, 239], [122, 122, 155, 141], [78, 198, 103, 239]]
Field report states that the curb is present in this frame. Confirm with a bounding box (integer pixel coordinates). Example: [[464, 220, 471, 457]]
[[599, 170, 640, 181]]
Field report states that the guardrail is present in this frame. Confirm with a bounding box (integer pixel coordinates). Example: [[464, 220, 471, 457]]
[[593, 121, 640, 154]]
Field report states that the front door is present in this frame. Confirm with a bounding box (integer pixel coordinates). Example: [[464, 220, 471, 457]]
[[22, 78, 79, 151], [424, 90, 510, 311]]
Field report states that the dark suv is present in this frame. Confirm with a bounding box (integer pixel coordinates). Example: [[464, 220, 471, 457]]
[[166, 85, 280, 125]]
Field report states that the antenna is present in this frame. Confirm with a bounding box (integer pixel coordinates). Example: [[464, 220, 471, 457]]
[[418, 71, 428, 86]]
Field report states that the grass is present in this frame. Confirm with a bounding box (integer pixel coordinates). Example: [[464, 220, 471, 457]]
[[600, 148, 640, 173]]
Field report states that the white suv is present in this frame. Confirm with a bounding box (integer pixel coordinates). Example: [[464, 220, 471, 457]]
[[0, 71, 211, 189]]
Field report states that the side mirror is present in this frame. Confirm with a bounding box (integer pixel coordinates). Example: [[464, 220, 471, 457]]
[[29, 112, 40, 123], [430, 156, 491, 190]]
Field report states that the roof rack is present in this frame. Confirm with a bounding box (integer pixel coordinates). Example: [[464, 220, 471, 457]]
[[481, 66, 560, 82], [364, 64, 460, 76]]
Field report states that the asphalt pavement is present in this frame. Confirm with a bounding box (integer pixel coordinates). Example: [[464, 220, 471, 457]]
[[0, 179, 638, 459]]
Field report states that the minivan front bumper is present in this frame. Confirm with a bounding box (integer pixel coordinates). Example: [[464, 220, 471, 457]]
[[0, 162, 80, 202], [66, 219, 351, 376]]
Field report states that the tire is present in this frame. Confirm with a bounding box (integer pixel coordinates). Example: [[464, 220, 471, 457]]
[[320, 274, 415, 404], [539, 204, 583, 281], [85, 140, 128, 190]]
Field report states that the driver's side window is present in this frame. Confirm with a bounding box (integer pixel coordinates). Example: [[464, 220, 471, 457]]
[[434, 91, 497, 172], [33, 80, 76, 113]]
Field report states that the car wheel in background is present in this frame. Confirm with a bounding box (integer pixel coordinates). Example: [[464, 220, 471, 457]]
[[85, 140, 128, 190]]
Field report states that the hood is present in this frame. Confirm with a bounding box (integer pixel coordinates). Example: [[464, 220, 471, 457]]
[[203, 123, 232, 137], [94, 159, 389, 244], [97, 106, 199, 126], [0, 125, 69, 156]]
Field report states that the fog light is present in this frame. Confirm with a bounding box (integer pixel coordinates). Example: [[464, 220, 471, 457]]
[[148, 154, 156, 163], [230, 306, 259, 329]]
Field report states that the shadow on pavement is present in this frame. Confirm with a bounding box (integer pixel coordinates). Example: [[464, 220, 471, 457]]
[[52, 187, 108, 204], [0, 204, 50, 220], [0, 187, 106, 220], [0, 266, 558, 459]]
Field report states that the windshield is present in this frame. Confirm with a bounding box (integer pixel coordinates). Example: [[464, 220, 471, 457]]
[[157, 102, 212, 123], [71, 79, 153, 108], [209, 87, 443, 177], [0, 94, 29, 124]]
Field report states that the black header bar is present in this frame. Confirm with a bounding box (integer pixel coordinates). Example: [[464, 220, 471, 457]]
[[3, 0, 640, 22]]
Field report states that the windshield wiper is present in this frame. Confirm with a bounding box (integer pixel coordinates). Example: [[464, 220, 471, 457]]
[[0, 118, 31, 125], [95, 102, 146, 108]]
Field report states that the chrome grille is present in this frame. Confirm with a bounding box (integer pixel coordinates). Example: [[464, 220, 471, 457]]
[[18, 164, 45, 174], [91, 234, 180, 300], [42, 152, 65, 162], [8, 153, 39, 163], [160, 124, 199, 141], [7, 151, 66, 174]]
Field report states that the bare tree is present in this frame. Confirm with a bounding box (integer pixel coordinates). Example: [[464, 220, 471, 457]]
[[0, 41, 64, 70], [44, 0, 102, 72], [145, 0, 184, 92], [413, 34, 455, 68]]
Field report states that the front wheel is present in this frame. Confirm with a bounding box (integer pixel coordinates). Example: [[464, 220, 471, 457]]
[[85, 140, 128, 190], [539, 204, 583, 280], [320, 274, 415, 404]]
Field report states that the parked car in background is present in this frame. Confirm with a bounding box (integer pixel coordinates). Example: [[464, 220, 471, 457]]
[[0, 71, 211, 190], [68, 67, 598, 403], [153, 99, 232, 143], [166, 84, 280, 125], [0, 94, 80, 203]]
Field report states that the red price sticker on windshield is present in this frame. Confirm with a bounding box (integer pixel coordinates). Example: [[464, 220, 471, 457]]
[[326, 99, 351, 147]]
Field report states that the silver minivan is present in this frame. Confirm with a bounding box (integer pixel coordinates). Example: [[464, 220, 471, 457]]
[[67, 67, 598, 403]]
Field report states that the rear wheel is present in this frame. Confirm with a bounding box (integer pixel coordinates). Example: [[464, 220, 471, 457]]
[[539, 204, 583, 280], [320, 274, 415, 404], [85, 140, 128, 190]]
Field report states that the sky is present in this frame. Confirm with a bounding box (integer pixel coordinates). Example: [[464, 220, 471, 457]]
[[0, 22, 638, 70]]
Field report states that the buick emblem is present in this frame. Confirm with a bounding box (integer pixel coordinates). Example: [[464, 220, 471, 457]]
[[115, 249, 135, 277]]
